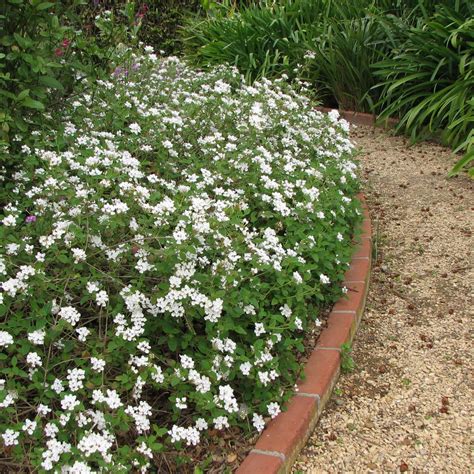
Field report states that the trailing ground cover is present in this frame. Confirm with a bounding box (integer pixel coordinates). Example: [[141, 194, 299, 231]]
[[0, 49, 361, 471]]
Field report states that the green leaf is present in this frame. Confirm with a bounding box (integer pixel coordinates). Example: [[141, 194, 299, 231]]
[[22, 97, 44, 110], [57, 253, 69, 264], [17, 89, 30, 101], [36, 2, 55, 10], [449, 149, 474, 177], [39, 76, 64, 90]]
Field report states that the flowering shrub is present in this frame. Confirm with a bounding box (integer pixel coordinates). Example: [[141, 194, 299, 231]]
[[0, 49, 360, 472], [0, 1, 141, 159]]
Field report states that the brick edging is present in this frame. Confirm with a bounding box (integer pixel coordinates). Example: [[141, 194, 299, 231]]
[[315, 106, 398, 128], [237, 194, 372, 474]]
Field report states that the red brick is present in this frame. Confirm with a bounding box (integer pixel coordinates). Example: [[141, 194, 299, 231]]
[[362, 206, 370, 221], [317, 311, 356, 348], [236, 452, 283, 474], [255, 396, 317, 456], [344, 258, 370, 283], [297, 348, 340, 396], [333, 282, 366, 314], [353, 237, 371, 259], [361, 218, 371, 238], [340, 111, 373, 126]]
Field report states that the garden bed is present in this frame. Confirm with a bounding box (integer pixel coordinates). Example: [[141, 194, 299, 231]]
[[0, 53, 362, 472]]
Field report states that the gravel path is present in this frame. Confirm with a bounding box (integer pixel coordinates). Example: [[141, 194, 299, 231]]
[[294, 126, 473, 473]]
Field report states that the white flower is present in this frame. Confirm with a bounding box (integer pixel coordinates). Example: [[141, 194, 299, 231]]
[[295, 317, 303, 330], [129, 123, 141, 135], [61, 394, 80, 411], [254, 322, 266, 337], [67, 368, 85, 392], [37, 404, 51, 416], [240, 362, 252, 376], [71, 248, 86, 263], [95, 290, 109, 307], [90, 357, 106, 372], [66, 461, 95, 473], [77, 432, 113, 460], [293, 271, 303, 284], [0, 331, 14, 347], [51, 378, 64, 394], [252, 413, 265, 432], [86, 281, 100, 293], [59, 306, 81, 326], [151, 365, 164, 384], [76, 327, 90, 342], [320, 274, 330, 285], [106, 389, 123, 409], [2, 215, 17, 227], [214, 385, 239, 413], [44, 422, 59, 438], [180, 354, 194, 369], [2, 429, 19, 446], [168, 425, 200, 446], [267, 402, 281, 418], [280, 304, 292, 318], [22, 419, 37, 435], [213, 416, 229, 430], [175, 397, 187, 410], [258, 371, 270, 386], [28, 329, 46, 345], [195, 418, 208, 431], [26, 352, 42, 367]]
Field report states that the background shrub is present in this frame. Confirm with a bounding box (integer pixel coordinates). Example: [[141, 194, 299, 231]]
[[374, 2, 474, 175], [0, 0, 140, 168]]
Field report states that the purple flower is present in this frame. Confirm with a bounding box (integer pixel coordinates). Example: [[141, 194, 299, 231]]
[[25, 215, 37, 223], [113, 66, 123, 77], [132, 63, 140, 71]]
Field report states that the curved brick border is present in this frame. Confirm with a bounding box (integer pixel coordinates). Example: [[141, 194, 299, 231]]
[[315, 106, 398, 128], [237, 194, 372, 474]]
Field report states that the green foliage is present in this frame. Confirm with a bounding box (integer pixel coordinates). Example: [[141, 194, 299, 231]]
[[182, 0, 420, 109], [340, 342, 355, 373], [0, 0, 140, 162], [374, 1, 474, 175], [183, 0, 316, 82], [302, 14, 403, 111]]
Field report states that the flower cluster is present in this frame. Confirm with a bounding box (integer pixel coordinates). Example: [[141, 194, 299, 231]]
[[0, 48, 360, 471]]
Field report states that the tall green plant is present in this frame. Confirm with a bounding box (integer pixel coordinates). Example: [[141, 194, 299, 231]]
[[182, 0, 382, 82], [373, 2, 474, 175], [302, 14, 402, 111]]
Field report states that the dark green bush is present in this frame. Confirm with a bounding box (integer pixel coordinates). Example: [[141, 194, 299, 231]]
[[374, 2, 474, 175], [302, 14, 403, 111], [182, 0, 415, 107], [0, 0, 140, 164]]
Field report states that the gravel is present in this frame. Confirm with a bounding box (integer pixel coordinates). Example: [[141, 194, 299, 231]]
[[293, 126, 473, 473]]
